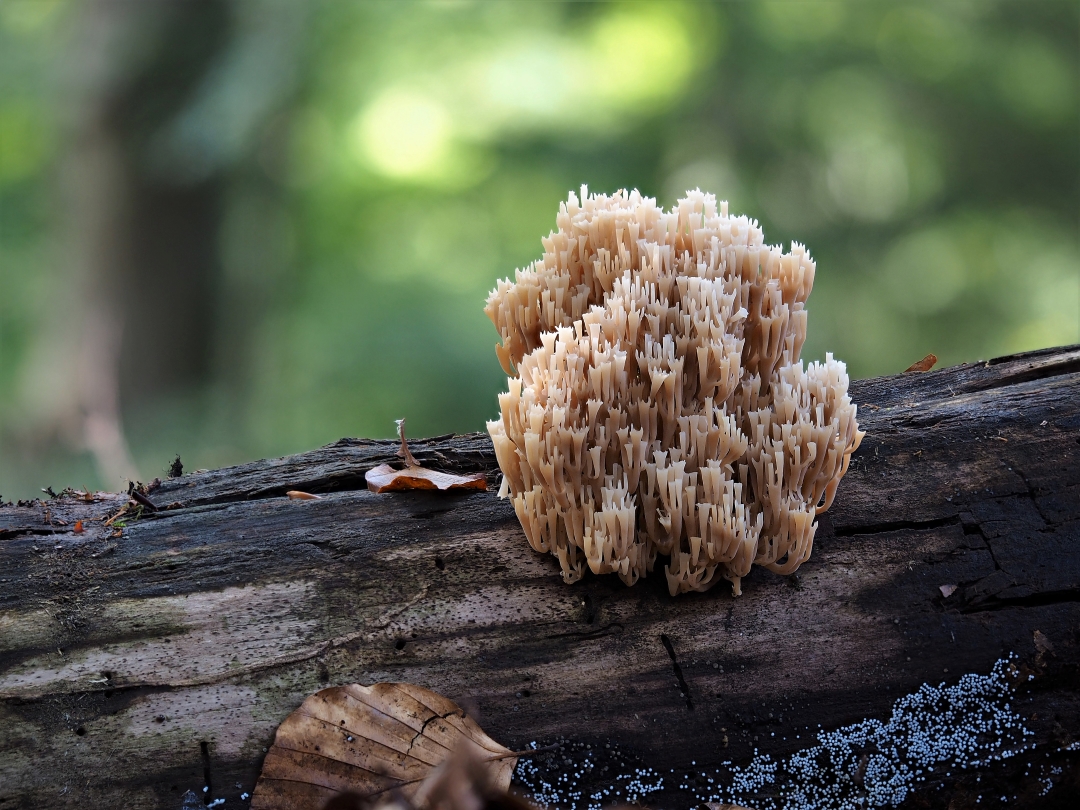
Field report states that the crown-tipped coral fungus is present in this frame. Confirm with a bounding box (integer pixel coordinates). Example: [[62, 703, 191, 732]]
[[486, 188, 863, 596]]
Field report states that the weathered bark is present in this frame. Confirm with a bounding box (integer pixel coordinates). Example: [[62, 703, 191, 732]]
[[1, 345, 1078, 809]]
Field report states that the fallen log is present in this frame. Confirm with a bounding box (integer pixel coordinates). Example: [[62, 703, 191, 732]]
[[1, 345, 1078, 809]]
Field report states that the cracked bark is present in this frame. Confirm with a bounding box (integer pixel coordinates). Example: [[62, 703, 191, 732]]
[[659, 634, 693, 710], [1, 345, 1078, 809]]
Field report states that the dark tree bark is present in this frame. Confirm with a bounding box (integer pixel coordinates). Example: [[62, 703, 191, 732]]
[[1, 345, 1078, 809]]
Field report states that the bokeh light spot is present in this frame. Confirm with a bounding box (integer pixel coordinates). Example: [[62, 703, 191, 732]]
[[482, 39, 572, 121], [589, 4, 699, 105], [351, 89, 452, 178]]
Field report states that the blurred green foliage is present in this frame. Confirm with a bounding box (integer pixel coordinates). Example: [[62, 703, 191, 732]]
[[0, 0, 1077, 499]]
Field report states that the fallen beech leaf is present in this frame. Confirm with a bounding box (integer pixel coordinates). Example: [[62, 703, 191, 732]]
[[939, 584, 957, 598], [287, 490, 323, 500], [366, 419, 486, 494], [904, 353, 938, 373], [251, 683, 516, 810], [73, 520, 84, 534]]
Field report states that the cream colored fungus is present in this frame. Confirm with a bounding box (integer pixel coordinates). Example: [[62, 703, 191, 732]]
[[486, 188, 863, 596]]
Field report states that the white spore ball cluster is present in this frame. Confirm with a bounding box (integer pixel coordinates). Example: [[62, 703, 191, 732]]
[[512, 738, 664, 810], [512, 658, 1036, 810], [690, 657, 1035, 809]]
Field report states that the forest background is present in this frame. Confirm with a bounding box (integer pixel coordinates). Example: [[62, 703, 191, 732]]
[[0, 0, 1077, 501]]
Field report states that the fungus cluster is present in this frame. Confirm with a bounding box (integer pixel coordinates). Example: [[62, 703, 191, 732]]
[[485, 188, 863, 596]]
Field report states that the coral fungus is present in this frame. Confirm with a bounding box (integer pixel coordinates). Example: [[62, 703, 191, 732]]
[[486, 188, 863, 596]]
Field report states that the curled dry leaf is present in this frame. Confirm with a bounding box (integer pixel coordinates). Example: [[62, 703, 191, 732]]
[[904, 353, 938, 373], [251, 683, 516, 810], [288, 491, 323, 501], [366, 419, 486, 494]]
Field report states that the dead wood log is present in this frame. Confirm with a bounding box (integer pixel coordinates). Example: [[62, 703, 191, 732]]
[[1, 345, 1078, 809]]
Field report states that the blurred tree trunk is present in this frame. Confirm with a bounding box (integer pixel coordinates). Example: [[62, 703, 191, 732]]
[[20, 0, 229, 488]]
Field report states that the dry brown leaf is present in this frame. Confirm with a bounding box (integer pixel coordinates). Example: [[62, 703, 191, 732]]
[[904, 353, 938, 373], [366, 420, 486, 494], [287, 491, 323, 500], [251, 683, 516, 810]]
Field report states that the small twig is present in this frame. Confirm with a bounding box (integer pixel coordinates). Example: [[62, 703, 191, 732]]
[[128, 484, 159, 513], [103, 506, 128, 527], [396, 418, 421, 468]]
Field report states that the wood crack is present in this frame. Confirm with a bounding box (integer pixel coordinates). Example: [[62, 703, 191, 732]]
[[1011, 465, 1053, 526], [660, 634, 693, 711], [0, 527, 71, 540], [543, 622, 624, 641], [832, 514, 959, 538], [972, 348, 1080, 390], [406, 709, 463, 756], [960, 588, 1080, 614]]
